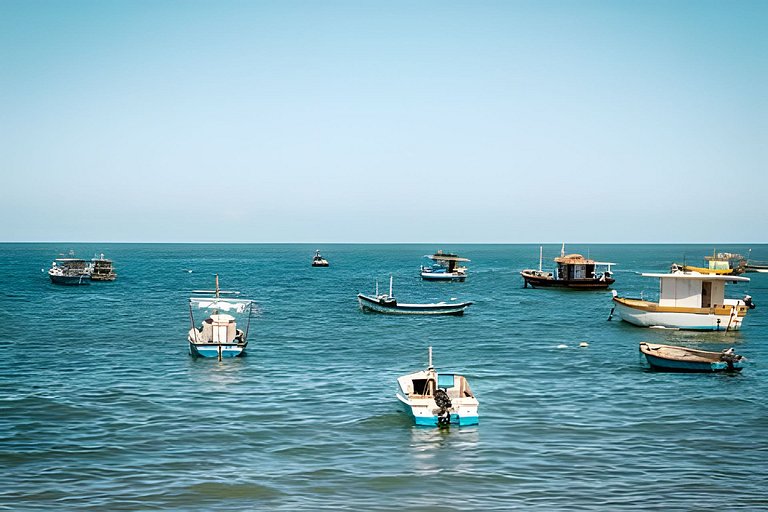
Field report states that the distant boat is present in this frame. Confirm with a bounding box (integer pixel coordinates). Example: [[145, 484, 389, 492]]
[[639, 342, 745, 372], [420, 250, 470, 281], [358, 275, 473, 315], [90, 253, 117, 281], [521, 244, 615, 289], [396, 346, 479, 426], [311, 250, 329, 267], [703, 250, 747, 275], [48, 256, 92, 285], [611, 270, 755, 331], [187, 275, 255, 359]]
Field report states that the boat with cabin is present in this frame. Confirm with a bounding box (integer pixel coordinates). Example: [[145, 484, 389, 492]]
[[90, 254, 117, 281], [396, 347, 479, 426], [672, 250, 747, 275], [420, 250, 470, 281], [48, 257, 93, 285], [311, 250, 329, 267], [611, 270, 755, 331], [358, 275, 473, 315], [521, 245, 615, 289], [639, 342, 745, 372], [187, 275, 255, 359], [704, 251, 747, 275]]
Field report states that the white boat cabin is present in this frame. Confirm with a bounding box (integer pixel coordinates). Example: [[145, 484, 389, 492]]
[[643, 272, 749, 309]]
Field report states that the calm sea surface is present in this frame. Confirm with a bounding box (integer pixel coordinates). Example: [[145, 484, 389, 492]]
[[1, 243, 767, 511]]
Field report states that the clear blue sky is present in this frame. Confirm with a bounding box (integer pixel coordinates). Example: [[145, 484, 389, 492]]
[[1, 0, 765, 242]]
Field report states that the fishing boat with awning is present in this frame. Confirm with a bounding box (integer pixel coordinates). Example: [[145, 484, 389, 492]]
[[187, 275, 255, 359]]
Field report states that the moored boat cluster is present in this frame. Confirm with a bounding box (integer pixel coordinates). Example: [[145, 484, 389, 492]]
[[46, 245, 762, 427]]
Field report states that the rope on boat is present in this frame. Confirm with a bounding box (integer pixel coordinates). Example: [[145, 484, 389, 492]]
[[434, 388, 452, 427]]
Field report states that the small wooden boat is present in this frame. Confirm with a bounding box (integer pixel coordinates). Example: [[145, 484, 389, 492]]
[[187, 275, 255, 359], [358, 276, 473, 315], [420, 250, 469, 281], [90, 254, 117, 281], [611, 270, 755, 331], [396, 347, 479, 426], [639, 342, 745, 372], [48, 257, 92, 285], [521, 244, 615, 289], [311, 250, 329, 267]]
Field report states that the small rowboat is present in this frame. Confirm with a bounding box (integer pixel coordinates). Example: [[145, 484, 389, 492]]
[[639, 342, 745, 372]]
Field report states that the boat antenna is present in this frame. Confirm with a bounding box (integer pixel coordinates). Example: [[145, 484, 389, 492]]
[[375, 279, 379, 296], [389, 274, 393, 299], [538, 245, 543, 272], [561, 242, 565, 258], [427, 346, 434, 370]]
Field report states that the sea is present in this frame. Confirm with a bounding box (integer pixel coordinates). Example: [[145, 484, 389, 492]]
[[1, 243, 767, 511]]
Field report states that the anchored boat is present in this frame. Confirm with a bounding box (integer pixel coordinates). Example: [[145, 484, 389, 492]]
[[611, 270, 755, 331], [187, 275, 255, 359], [90, 254, 117, 281], [396, 347, 479, 426], [521, 244, 615, 289], [639, 342, 745, 372], [48, 257, 93, 285], [311, 250, 329, 267], [420, 250, 470, 281], [357, 275, 473, 315]]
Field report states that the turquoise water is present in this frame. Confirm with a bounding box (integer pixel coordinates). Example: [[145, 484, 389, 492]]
[[1, 243, 767, 510]]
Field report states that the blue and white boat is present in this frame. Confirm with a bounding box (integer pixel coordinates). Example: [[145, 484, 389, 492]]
[[358, 276, 473, 315], [187, 275, 255, 359], [639, 342, 745, 372], [396, 347, 479, 427], [420, 250, 470, 281], [47, 257, 93, 285]]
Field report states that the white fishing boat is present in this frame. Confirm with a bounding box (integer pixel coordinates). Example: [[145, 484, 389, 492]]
[[311, 249, 329, 267], [47, 257, 93, 285], [187, 275, 255, 359], [611, 270, 755, 331], [420, 250, 470, 281], [396, 347, 479, 426], [358, 275, 473, 315]]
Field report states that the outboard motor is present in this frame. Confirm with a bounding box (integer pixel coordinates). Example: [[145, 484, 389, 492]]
[[744, 295, 756, 310]]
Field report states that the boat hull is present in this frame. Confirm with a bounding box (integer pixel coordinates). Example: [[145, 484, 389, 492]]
[[420, 271, 466, 282], [396, 393, 479, 426], [358, 294, 471, 315], [642, 352, 743, 372], [613, 297, 745, 331], [521, 271, 614, 289], [188, 342, 246, 358], [49, 273, 91, 285]]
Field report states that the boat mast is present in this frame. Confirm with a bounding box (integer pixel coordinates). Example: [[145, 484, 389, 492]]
[[561, 242, 565, 258], [427, 346, 433, 370], [389, 274, 393, 299], [538, 246, 543, 272]]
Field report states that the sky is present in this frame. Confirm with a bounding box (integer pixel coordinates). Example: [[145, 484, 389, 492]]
[[1, 0, 766, 243]]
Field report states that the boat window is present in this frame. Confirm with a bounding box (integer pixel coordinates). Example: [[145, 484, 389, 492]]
[[412, 379, 432, 395], [437, 374, 455, 389]]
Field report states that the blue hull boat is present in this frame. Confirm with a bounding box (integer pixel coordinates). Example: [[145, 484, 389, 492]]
[[639, 342, 745, 372], [187, 275, 255, 360]]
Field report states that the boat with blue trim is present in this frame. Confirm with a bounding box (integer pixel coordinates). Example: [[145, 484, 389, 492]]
[[639, 342, 745, 372], [358, 276, 473, 315], [187, 275, 255, 359], [611, 270, 755, 331], [396, 347, 479, 427], [420, 250, 469, 281]]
